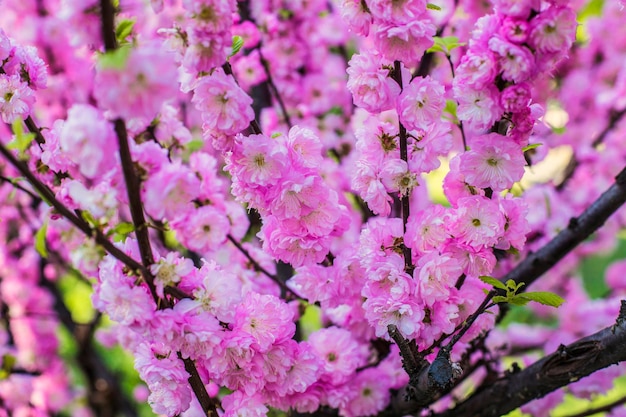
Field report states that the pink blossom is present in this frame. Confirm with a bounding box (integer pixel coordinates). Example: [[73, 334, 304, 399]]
[[449, 196, 506, 249], [259, 215, 331, 267], [373, 20, 436, 64], [454, 85, 502, 132], [340, 368, 392, 417], [454, 48, 498, 89], [500, 83, 532, 112], [408, 120, 453, 174], [0, 29, 11, 61], [415, 251, 464, 306], [500, 18, 529, 44], [308, 327, 368, 385], [363, 293, 425, 339], [442, 242, 497, 276], [492, 0, 540, 18], [529, 7, 577, 54], [134, 343, 192, 416], [488, 36, 535, 83], [346, 50, 400, 113], [182, 0, 233, 33], [172, 205, 230, 254], [397, 76, 445, 131], [150, 253, 194, 298], [405, 205, 450, 253], [193, 68, 254, 135], [142, 163, 201, 221], [3, 45, 47, 90], [460, 133, 526, 191], [232, 50, 267, 90], [190, 262, 242, 323], [221, 391, 268, 417], [232, 292, 295, 352], [340, 0, 372, 36], [368, 0, 427, 23], [94, 42, 179, 122], [496, 196, 530, 251], [58, 104, 117, 179], [0, 74, 35, 123], [182, 29, 229, 73], [286, 126, 324, 169]]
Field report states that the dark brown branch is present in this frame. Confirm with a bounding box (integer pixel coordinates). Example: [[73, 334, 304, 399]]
[[433, 301, 626, 417]]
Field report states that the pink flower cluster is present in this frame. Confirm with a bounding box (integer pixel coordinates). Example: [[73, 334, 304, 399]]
[[453, 2, 577, 140], [0, 29, 45, 123], [227, 126, 350, 266]]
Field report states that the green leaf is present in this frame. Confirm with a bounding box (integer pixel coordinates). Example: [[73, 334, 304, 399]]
[[81, 210, 98, 228], [35, 220, 48, 258], [508, 295, 532, 306], [7, 118, 36, 159], [229, 35, 244, 57], [492, 295, 508, 304], [518, 291, 565, 308], [426, 36, 465, 56], [479, 275, 507, 290], [426, 2, 442, 10], [505, 279, 525, 293], [98, 45, 132, 69], [522, 143, 543, 152], [115, 19, 135, 43], [112, 222, 135, 239]]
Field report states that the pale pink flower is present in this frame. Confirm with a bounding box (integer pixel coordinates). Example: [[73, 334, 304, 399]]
[[500, 18, 529, 44], [340, 0, 372, 36], [308, 327, 368, 385], [500, 83, 532, 112], [0, 29, 11, 61], [373, 19, 436, 64], [94, 42, 179, 122], [455, 85, 503, 131], [346, 50, 400, 113], [142, 163, 201, 221], [496, 196, 530, 251], [3, 45, 47, 90], [340, 368, 392, 417], [368, 0, 427, 23], [449, 196, 506, 249], [415, 251, 464, 306], [492, 0, 540, 18], [488, 36, 534, 83], [221, 391, 268, 417], [0, 74, 35, 123], [529, 7, 577, 54], [397, 76, 445, 131], [59, 104, 117, 179], [363, 294, 425, 339], [232, 49, 267, 90], [454, 49, 498, 89], [150, 253, 194, 298], [192, 68, 254, 135], [232, 292, 295, 352], [182, 29, 229, 73], [172, 206, 230, 254], [405, 205, 450, 253], [460, 133, 526, 191]]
